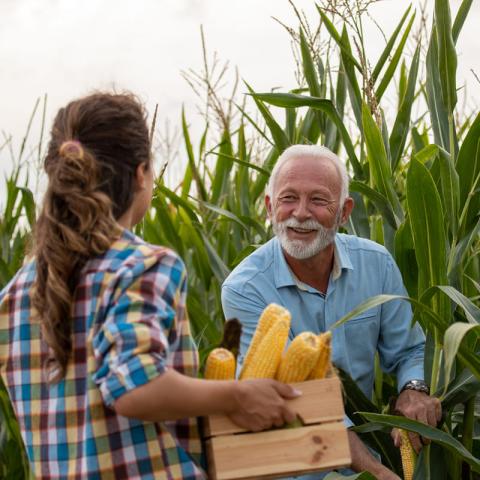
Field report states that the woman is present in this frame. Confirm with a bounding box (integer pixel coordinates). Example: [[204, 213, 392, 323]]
[[0, 92, 298, 479]]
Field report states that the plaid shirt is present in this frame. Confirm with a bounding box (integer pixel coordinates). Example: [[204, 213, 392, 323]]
[[0, 229, 206, 479]]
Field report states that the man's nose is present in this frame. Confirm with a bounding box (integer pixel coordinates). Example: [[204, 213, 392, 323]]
[[292, 199, 311, 221]]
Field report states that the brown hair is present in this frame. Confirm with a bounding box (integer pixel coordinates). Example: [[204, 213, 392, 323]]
[[31, 92, 151, 381]]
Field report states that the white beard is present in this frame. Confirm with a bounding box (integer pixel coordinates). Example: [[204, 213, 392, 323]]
[[272, 217, 339, 260]]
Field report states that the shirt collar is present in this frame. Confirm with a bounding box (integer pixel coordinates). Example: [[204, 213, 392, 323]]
[[273, 234, 354, 289]]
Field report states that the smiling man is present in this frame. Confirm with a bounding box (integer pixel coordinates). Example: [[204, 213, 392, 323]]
[[221, 145, 441, 480]]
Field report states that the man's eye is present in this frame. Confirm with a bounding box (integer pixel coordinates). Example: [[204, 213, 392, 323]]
[[312, 198, 329, 204], [281, 195, 296, 201]]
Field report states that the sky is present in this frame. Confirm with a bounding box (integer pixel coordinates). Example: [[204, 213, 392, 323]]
[[1, 0, 479, 194]]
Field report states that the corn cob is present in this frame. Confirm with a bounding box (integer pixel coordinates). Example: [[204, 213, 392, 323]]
[[399, 429, 416, 480], [240, 303, 291, 379], [276, 332, 320, 383], [308, 331, 332, 380], [204, 348, 236, 380], [240, 317, 290, 379]]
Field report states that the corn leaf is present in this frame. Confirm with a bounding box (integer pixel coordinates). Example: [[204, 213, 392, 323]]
[[331, 294, 408, 331], [297, 108, 322, 144], [350, 180, 397, 230], [339, 27, 363, 130], [182, 108, 207, 201], [455, 112, 480, 235], [157, 185, 199, 222], [362, 102, 403, 225], [285, 107, 297, 144], [440, 369, 480, 409], [394, 219, 418, 298], [197, 229, 230, 284], [452, 0, 473, 43], [425, 29, 451, 151], [389, 45, 421, 170], [443, 322, 480, 395], [316, 6, 362, 72], [244, 82, 289, 153], [18, 187, 35, 228], [435, 0, 458, 113], [406, 159, 448, 297], [421, 285, 480, 324], [210, 130, 234, 206], [250, 92, 363, 178], [448, 217, 480, 280], [325, 63, 347, 151], [375, 12, 415, 102], [251, 147, 279, 202], [235, 124, 251, 217], [197, 201, 249, 232], [372, 5, 412, 83], [208, 151, 269, 177], [300, 28, 321, 97], [435, 148, 460, 237], [354, 414, 480, 472]]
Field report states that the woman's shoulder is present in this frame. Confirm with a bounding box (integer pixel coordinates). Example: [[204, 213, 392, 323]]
[[90, 229, 186, 285], [0, 260, 36, 300]]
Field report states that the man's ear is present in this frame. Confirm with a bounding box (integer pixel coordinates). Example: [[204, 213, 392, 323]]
[[135, 162, 148, 190], [265, 195, 273, 219], [340, 196, 354, 225]]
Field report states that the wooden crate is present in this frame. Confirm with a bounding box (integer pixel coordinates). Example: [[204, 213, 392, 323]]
[[204, 376, 351, 480]]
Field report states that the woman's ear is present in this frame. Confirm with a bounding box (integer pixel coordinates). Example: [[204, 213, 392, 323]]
[[135, 162, 148, 190]]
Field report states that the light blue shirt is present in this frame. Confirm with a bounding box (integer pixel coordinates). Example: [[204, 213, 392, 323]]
[[221, 234, 425, 477]]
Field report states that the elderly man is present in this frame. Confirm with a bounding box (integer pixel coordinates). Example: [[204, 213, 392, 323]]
[[221, 145, 441, 479]]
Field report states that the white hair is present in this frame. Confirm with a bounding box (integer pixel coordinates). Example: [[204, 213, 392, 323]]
[[266, 145, 349, 205]]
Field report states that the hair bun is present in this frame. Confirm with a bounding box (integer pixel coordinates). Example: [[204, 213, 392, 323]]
[[54, 139, 95, 192], [59, 140, 84, 161]]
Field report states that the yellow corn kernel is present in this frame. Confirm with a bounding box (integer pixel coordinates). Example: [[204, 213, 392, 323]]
[[240, 303, 291, 379], [204, 348, 236, 380], [399, 429, 416, 480], [276, 332, 320, 383], [308, 331, 332, 380], [240, 318, 290, 379]]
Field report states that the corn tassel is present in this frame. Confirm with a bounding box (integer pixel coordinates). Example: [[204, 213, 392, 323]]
[[240, 303, 291, 379], [399, 429, 416, 480], [204, 348, 236, 380], [240, 317, 290, 379], [276, 332, 320, 383], [308, 331, 332, 380]]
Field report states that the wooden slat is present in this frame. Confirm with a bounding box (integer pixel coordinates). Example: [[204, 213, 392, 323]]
[[207, 422, 351, 480], [205, 376, 344, 437]]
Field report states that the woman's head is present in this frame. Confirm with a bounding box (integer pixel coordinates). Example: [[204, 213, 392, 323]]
[[33, 92, 152, 381], [45, 92, 151, 220]]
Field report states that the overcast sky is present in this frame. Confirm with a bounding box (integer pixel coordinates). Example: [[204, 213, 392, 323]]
[[1, 0, 479, 192]]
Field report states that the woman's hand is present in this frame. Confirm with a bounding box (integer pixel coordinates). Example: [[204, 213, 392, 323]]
[[226, 379, 301, 432]]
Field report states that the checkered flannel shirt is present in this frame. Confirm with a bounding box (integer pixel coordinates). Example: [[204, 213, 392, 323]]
[[0, 229, 206, 479]]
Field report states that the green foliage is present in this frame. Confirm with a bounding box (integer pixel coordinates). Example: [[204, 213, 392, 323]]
[[1, 1, 479, 478]]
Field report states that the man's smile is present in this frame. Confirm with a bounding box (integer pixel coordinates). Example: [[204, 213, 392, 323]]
[[288, 226, 317, 234]]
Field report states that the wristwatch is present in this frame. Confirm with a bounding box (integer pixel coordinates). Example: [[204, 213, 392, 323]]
[[401, 379, 430, 395]]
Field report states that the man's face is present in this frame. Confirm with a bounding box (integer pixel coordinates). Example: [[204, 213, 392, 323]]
[[267, 156, 345, 260]]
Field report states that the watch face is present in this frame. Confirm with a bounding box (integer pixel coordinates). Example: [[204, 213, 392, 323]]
[[403, 380, 429, 394]]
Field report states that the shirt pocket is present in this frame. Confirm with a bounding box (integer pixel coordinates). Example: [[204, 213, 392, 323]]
[[344, 307, 379, 324]]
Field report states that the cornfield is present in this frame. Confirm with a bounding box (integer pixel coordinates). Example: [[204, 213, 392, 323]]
[[1, 1, 479, 478]]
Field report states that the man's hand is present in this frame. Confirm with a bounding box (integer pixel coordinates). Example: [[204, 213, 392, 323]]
[[392, 389, 442, 453]]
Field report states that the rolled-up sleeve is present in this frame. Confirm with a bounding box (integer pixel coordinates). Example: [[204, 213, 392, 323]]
[[92, 253, 186, 406]]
